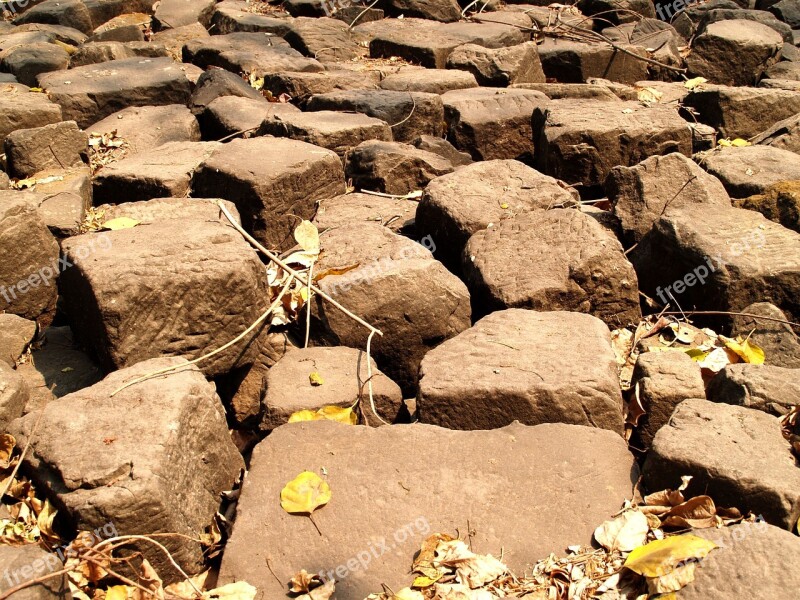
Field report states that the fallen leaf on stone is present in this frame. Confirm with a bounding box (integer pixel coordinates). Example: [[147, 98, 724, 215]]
[[684, 77, 707, 90], [102, 217, 140, 231], [594, 510, 649, 552], [280, 471, 331, 515], [647, 562, 697, 595], [309, 371, 324, 386], [392, 588, 424, 600], [294, 220, 321, 255], [433, 583, 497, 599], [624, 534, 717, 579], [164, 572, 209, 599], [248, 72, 264, 91], [413, 533, 457, 580], [0, 434, 16, 469], [62, 367, 74, 373], [36, 500, 58, 541], [621, 108, 634, 114], [288, 406, 357, 425], [202, 581, 258, 600], [660, 495, 718, 529], [435, 540, 508, 589], [296, 579, 335, 600], [636, 86, 663, 105], [314, 263, 360, 283], [290, 569, 322, 594], [719, 335, 765, 364], [105, 586, 130, 600]]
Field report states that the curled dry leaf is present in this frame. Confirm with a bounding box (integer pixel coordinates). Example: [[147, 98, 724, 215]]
[[296, 579, 335, 600], [290, 569, 322, 594], [412, 533, 457, 582], [434, 540, 508, 589], [594, 510, 649, 552], [288, 405, 357, 425], [203, 581, 258, 600], [280, 471, 331, 516]]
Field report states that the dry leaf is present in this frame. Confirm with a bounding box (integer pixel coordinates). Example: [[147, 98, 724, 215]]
[[280, 471, 331, 515], [594, 510, 649, 552], [435, 540, 507, 589], [288, 406, 357, 425], [684, 77, 707, 90], [105, 586, 131, 600], [294, 220, 320, 254], [719, 335, 765, 365], [102, 217, 140, 231], [309, 371, 324, 386], [203, 581, 257, 600], [413, 533, 457, 579], [647, 562, 697, 594], [296, 580, 335, 600], [290, 569, 322, 594], [624, 534, 717, 579], [0, 434, 16, 469]]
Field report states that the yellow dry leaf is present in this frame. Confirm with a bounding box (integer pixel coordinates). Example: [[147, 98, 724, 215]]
[[248, 73, 264, 91], [730, 138, 751, 147], [105, 586, 131, 600], [500, 203, 509, 209], [624, 534, 717, 578], [53, 40, 78, 55], [294, 220, 320, 254], [36, 500, 58, 541], [288, 409, 319, 423], [684, 77, 707, 90], [719, 335, 765, 364], [280, 471, 331, 515], [203, 581, 257, 600], [637, 86, 663, 105], [309, 371, 324, 386], [393, 589, 424, 600], [316, 405, 357, 424], [412, 575, 441, 588], [102, 217, 140, 231]]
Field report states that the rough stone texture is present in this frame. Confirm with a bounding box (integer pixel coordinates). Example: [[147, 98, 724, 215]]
[[39, 57, 192, 128], [11, 357, 245, 578], [446, 41, 545, 87], [0, 85, 62, 146], [577, 0, 655, 24], [380, 0, 462, 21], [97, 197, 242, 226], [192, 137, 345, 251], [537, 38, 649, 85], [261, 346, 403, 429], [345, 140, 455, 195], [696, 145, 800, 198], [93, 141, 220, 204], [182, 32, 322, 74], [4, 120, 87, 179], [765, 60, 800, 82], [735, 180, 800, 233], [707, 363, 800, 415], [306, 89, 444, 142], [258, 111, 392, 158], [14, 325, 103, 412], [416, 159, 575, 271], [632, 205, 800, 321], [368, 19, 526, 69], [189, 67, 265, 116], [90, 13, 149, 43], [0, 314, 36, 367], [769, 0, 800, 27], [210, 2, 294, 35], [682, 85, 800, 139], [69, 40, 170, 67], [219, 420, 637, 599], [411, 134, 473, 167], [199, 95, 299, 140], [606, 152, 732, 245], [24, 167, 93, 238], [308, 223, 471, 394], [263, 70, 381, 101], [283, 17, 363, 62], [731, 302, 800, 368], [313, 192, 418, 234], [0, 360, 28, 430], [0, 41, 69, 87], [87, 105, 201, 157], [643, 398, 800, 529], [687, 20, 783, 86], [533, 100, 693, 189], [59, 219, 269, 377], [631, 351, 706, 449], [441, 87, 548, 161], [13, 0, 93, 35], [152, 22, 210, 60], [0, 543, 70, 600], [0, 198, 59, 328], [418, 309, 624, 433], [682, 522, 800, 600], [154, 0, 216, 30], [379, 68, 479, 94], [752, 113, 800, 154], [515, 82, 621, 101], [463, 210, 641, 326]]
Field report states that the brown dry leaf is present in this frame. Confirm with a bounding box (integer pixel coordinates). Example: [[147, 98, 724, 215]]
[[413, 533, 456, 579], [594, 510, 649, 552], [0, 433, 15, 469], [165, 572, 209, 599], [314, 263, 360, 283], [133, 559, 164, 600], [202, 581, 257, 600], [647, 562, 697, 595], [296, 580, 335, 600], [435, 540, 507, 589], [290, 569, 322, 594], [661, 495, 717, 529]]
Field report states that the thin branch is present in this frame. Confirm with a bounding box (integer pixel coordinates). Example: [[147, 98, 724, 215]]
[[215, 126, 259, 143], [348, 0, 380, 30], [389, 95, 416, 128], [215, 201, 383, 338], [0, 567, 73, 600], [657, 310, 800, 329], [365, 330, 389, 425], [0, 401, 46, 500]]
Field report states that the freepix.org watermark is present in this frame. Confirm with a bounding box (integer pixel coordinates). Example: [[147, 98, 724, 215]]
[[1, 0, 40, 17], [1, 522, 118, 589], [0, 233, 112, 304], [318, 516, 431, 583]]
